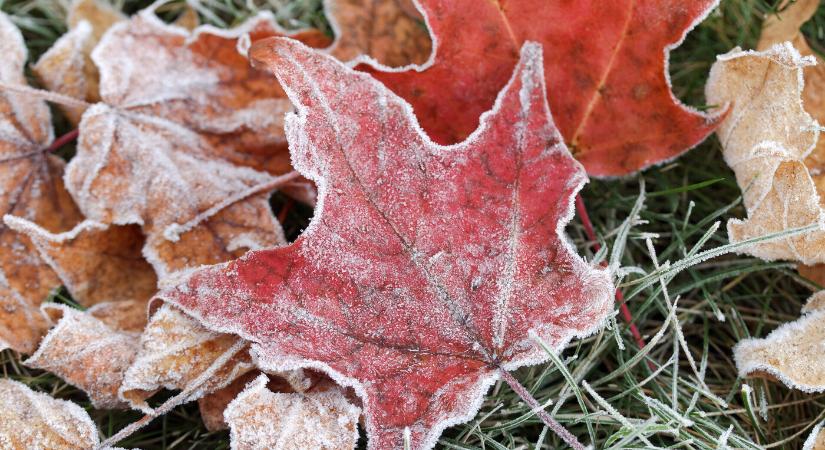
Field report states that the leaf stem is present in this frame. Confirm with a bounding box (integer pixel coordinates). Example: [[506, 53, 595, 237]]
[[46, 129, 79, 153], [575, 194, 646, 349], [498, 368, 587, 450]]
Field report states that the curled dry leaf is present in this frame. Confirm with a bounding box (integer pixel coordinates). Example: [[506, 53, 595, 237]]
[[325, 0, 431, 66], [199, 369, 331, 431], [758, 0, 825, 136], [705, 43, 825, 264], [159, 39, 613, 449], [756, 0, 825, 278], [0, 378, 100, 449], [65, 10, 330, 280], [359, 0, 724, 176], [198, 371, 264, 432], [3, 217, 156, 306], [0, 13, 83, 353], [224, 374, 361, 450], [734, 291, 825, 392], [25, 303, 141, 409], [32, 0, 125, 124], [119, 303, 254, 413], [804, 422, 825, 450]]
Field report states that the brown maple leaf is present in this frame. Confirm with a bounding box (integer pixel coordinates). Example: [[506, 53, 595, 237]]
[[4, 218, 156, 305], [32, 0, 126, 124], [0, 12, 83, 353], [25, 303, 142, 409], [64, 10, 331, 281], [0, 378, 101, 449], [158, 38, 613, 449], [326, 0, 432, 67]]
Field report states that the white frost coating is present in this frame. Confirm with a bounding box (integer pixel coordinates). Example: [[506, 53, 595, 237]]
[[717, 425, 734, 449], [803, 421, 824, 450], [0, 378, 100, 449], [24, 303, 140, 409], [224, 374, 361, 450], [734, 307, 825, 393]]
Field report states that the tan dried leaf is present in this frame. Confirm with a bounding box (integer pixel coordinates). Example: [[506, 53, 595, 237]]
[[119, 303, 254, 412], [804, 422, 825, 450], [0, 13, 83, 353], [25, 303, 141, 409], [758, 0, 825, 128], [705, 43, 825, 263], [224, 374, 361, 450], [326, 0, 431, 66], [65, 11, 331, 280], [198, 369, 322, 431], [32, 0, 126, 123], [86, 299, 148, 332], [198, 370, 264, 431], [0, 378, 100, 449], [734, 291, 825, 392], [4, 217, 156, 305]]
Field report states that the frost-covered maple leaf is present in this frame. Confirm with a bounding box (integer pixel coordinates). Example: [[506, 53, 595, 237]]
[[158, 38, 613, 449], [65, 10, 329, 280], [0, 12, 83, 353], [359, 0, 725, 177]]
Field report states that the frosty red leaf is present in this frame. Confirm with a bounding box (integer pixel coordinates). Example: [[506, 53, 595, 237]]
[[158, 38, 613, 449]]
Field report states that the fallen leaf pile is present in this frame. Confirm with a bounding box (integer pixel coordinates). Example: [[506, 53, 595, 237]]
[[3, 0, 824, 448]]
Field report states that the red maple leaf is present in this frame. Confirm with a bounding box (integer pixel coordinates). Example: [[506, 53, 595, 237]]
[[158, 38, 613, 449], [360, 0, 724, 177]]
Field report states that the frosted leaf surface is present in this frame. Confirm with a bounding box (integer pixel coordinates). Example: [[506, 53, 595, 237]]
[[0, 378, 99, 449], [325, 0, 431, 66], [65, 11, 329, 280], [198, 369, 314, 431], [198, 371, 264, 431], [0, 12, 83, 353], [758, 0, 825, 130], [32, 0, 126, 124], [119, 303, 254, 413], [159, 39, 613, 449], [804, 422, 825, 450], [705, 43, 825, 263], [224, 374, 360, 450], [734, 291, 825, 392], [4, 217, 157, 305], [355, 0, 724, 176], [25, 303, 140, 409]]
